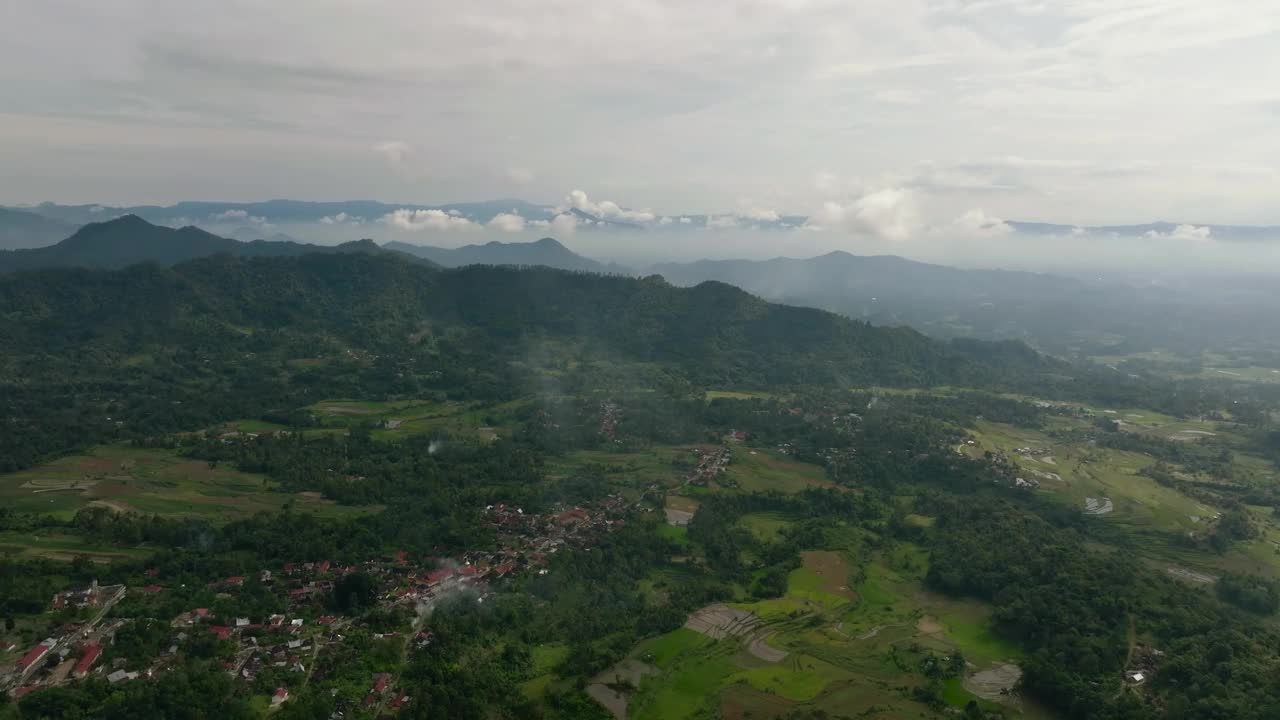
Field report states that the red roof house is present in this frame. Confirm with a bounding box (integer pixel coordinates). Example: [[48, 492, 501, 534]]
[[73, 644, 102, 678], [16, 644, 51, 672], [425, 568, 454, 586]]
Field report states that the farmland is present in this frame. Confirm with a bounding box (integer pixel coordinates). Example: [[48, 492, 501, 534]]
[[617, 543, 1052, 720], [0, 444, 379, 530]]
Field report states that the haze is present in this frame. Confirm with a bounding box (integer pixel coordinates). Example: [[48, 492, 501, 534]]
[[3, 0, 1280, 273]]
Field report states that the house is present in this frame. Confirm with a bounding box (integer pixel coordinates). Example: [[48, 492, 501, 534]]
[[142, 585, 162, 594], [15, 642, 53, 674], [73, 644, 102, 678], [193, 608, 210, 620], [225, 576, 245, 587], [209, 626, 231, 641], [235, 617, 250, 627], [272, 687, 289, 706], [1125, 670, 1147, 684], [13, 686, 36, 699], [425, 568, 454, 586], [372, 673, 390, 694], [107, 669, 139, 683]]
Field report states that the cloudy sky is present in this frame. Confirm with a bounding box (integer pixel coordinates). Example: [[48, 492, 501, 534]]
[[3, 0, 1280, 227]]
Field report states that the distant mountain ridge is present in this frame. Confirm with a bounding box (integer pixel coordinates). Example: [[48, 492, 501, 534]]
[[11, 199, 1280, 239], [384, 237, 628, 273], [0, 207, 79, 250], [0, 215, 434, 273], [649, 250, 1280, 355]]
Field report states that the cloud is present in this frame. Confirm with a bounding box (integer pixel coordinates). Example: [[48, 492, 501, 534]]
[[953, 208, 1011, 236], [373, 140, 411, 167], [742, 207, 780, 223], [809, 188, 920, 240], [319, 212, 361, 224], [213, 208, 269, 225], [566, 189, 656, 223], [382, 208, 478, 231], [706, 215, 739, 229], [506, 167, 534, 185], [488, 212, 526, 232], [550, 212, 578, 236], [1146, 224, 1212, 241]]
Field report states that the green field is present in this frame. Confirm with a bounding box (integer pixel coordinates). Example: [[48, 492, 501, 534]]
[[966, 413, 1280, 580], [618, 543, 1045, 720], [0, 445, 380, 533], [298, 397, 526, 442]]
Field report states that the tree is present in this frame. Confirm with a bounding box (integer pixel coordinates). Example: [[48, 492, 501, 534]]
[[332, 571, 378, 612]]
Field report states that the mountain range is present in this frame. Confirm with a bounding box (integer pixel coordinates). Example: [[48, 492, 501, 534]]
[[0, 215, 430, 273], [385, 237, 627, 273], [8, 199, 1280, 239], [0, 207, 79, 250], [5, 212, 1280, 360], [649, 251, 1280, 356]]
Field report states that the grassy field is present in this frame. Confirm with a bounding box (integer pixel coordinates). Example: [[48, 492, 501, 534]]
[[618, 542, 1048, 720], [966, 415, 1280, 579], [727, 449, 835, 494], [297, 397, 526, 442], [0, 445, 380, 531]]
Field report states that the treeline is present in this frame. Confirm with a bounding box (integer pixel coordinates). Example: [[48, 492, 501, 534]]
[[924, 498, 1280, 720]]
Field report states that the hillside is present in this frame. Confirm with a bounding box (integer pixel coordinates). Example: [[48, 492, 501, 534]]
[[0, 252, 1061, 468], [0, 207, 79, 250], [0, 215, 431, 272], [384, 236, 626, 273], [650, 251, 1280, 356]]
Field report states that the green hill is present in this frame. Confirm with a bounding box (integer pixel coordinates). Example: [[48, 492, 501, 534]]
[[0, 252, 1055, 468], [0, 215, 431, 273]]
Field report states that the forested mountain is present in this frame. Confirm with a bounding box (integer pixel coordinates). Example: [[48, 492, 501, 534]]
[[0, 207, 78, 250], [0, 251, 1064, 469], [0, 215, 430, 273], [650, 251, 1280, 356], [384, 236, 627, 273]]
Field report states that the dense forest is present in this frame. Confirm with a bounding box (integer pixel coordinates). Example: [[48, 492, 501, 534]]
[[5, 250, 1280, 719]]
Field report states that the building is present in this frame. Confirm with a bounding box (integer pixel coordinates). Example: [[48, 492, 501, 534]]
[[272, 687, 289, 706], [14, 642, 53, 680], [72, 644, 102, 678]]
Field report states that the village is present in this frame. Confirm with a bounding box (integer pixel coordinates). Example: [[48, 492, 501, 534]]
[[2, 495, 637, 713]]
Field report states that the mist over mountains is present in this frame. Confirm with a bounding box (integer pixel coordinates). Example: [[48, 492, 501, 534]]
[[5, 213, 1280, 363]]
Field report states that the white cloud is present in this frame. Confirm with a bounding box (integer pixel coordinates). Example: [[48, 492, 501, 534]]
[[373, 140, 411, 167], [550, 212, 578, 236], [742, 207, 780, 223], [488, 212, 526, 232], [706, 215, 739, 229], [319, 212, 361, 224], [1145, 224, 1212, 241], [566, 189, 656, 223], [953, 208, 1011, 236], [506, 167, 534, 185], [382, 208, 478, 231], [213, 208, 269, 225], [809, 188, 920, 240]]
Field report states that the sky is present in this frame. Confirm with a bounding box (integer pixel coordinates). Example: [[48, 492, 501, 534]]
[[3, 0, 1280, 230]]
